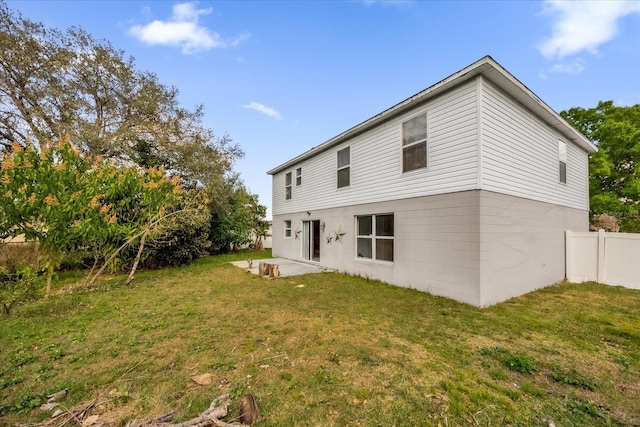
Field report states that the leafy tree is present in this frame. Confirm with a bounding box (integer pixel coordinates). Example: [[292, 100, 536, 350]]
[[210, 180, 267, 252], [143, 192, 212, 267], [77, 162, 188, 286], [0, 1, 242, 188], [0, 140, 109, 296], [561, 101, 640, 231], [0, 137, 191, 293], [0, 1, 268, 276]]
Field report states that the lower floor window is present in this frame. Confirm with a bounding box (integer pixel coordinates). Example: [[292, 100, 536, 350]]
[[284, 220, 292, 238], [356, 214, 394, 261]]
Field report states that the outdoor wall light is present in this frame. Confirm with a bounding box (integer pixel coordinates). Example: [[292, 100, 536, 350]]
[[321, 221, 326, 232], [306, 211, 311, 216]]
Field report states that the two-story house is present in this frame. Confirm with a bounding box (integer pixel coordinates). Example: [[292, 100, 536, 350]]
[[267, 56, 596, 307]]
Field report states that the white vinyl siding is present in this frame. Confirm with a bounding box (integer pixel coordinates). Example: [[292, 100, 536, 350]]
[[272, 81, 478, 216], [480, 79, 588, 210]]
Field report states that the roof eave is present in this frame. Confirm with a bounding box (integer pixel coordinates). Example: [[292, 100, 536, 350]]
[[267, 56, 595, 175]]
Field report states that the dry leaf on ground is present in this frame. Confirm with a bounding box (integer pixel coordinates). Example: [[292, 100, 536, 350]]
[[191, 373, 214, 385]]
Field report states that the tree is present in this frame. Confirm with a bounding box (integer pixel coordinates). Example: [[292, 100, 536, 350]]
[[80, 162, 187, 286], [561, 101, 640, 231], [142, 191, 212, 267], [0, 139, 109, 296], [0, 1, 268, 281], [0, 136, 193, 294], [0, 1, 242, 188], [209, 179, 267, 252]]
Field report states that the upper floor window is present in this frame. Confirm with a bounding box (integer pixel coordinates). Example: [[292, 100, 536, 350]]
[[337, 147, 350, 188], [356, 214, 394, 262], [284, 220, 292, 238], [285, 172, 292, 199], [402, 113, 427, 172], [296, 167, 302, 186], [558, 140, 567, 184]]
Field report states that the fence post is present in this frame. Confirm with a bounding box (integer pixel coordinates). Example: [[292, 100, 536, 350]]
[[565, 230, 572, 281], [597, 229, 606, 283]]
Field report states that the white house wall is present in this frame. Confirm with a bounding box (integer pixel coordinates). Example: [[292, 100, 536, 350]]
[[480, 79, 589, 211], [272, 190, 482, 305], [272, 189, 588, 307], [271, 80, 479, 217], [477, 191, 588, 306]]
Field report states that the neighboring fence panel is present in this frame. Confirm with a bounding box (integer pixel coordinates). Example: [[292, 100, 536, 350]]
[[566, 230, 640, 290]]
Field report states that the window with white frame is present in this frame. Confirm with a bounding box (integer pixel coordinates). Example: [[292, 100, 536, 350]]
[[285, 172, 292, 199], [402, 113, 427, 172], [558, 140, 567, 184], [337, 147, 350, 188], [296, 167, 302, 186], [284, 220, 292, 238], [356, 214, 394, 261]]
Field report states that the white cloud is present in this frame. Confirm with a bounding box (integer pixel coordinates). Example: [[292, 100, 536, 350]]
[[539, 58, 586, 79], [549, 58, 586, 75], [538, 0, 640, 59], [243, 102, 283, 121], [128, 2, 249, 54]]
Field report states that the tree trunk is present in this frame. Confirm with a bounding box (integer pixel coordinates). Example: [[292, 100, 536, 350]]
[[45, 263, 53, 298], [83, 256, 100, 286], [125, 228, 149, 285], [270, 264, 279, 278]]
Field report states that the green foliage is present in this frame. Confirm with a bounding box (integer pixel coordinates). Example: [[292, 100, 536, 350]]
[[143, 196, 212, 267], [209, 179, 267, 253], [0, 2, 266, 283], [480, 347, 536, 375], [79, 163, 186, 272], [0, 264, 42, 315], [567, 399, 606, 419], [0, 3, 242, 187], [1, 392, 46, 415], [0, 137, 194, 290], [0, 140, 108, 295], [550, 365, 598, 390], [561, 101, 640, 231]]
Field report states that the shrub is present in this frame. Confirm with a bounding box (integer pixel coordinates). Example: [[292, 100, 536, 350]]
[[0, 264, 42, 315], [144, 206, 212, 267]]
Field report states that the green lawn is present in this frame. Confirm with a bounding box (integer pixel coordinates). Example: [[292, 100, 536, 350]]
[[1, 250, 639, 426]]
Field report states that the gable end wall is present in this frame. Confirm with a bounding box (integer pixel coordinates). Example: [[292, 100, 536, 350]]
[[480, 78, 589, 211]]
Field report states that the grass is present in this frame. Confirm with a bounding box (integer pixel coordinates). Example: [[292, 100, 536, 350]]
[[1, 249, 639, 426]]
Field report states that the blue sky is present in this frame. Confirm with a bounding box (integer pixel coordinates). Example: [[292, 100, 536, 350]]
[[6, 0, 640, 218]]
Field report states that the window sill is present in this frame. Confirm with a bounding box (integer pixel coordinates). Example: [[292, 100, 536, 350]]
[[401, 166, 428, 176]]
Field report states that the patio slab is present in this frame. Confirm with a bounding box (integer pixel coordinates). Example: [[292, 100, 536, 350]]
[[231, 258, 332, 277]]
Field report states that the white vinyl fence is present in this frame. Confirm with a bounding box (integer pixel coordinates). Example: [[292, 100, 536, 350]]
[[566, 230, 640, 290]]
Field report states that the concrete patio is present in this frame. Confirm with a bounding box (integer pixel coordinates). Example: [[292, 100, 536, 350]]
[[231, 258, 332, 277]]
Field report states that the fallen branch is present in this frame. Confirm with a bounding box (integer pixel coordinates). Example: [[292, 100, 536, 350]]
[[127, 394, 247, 427]]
